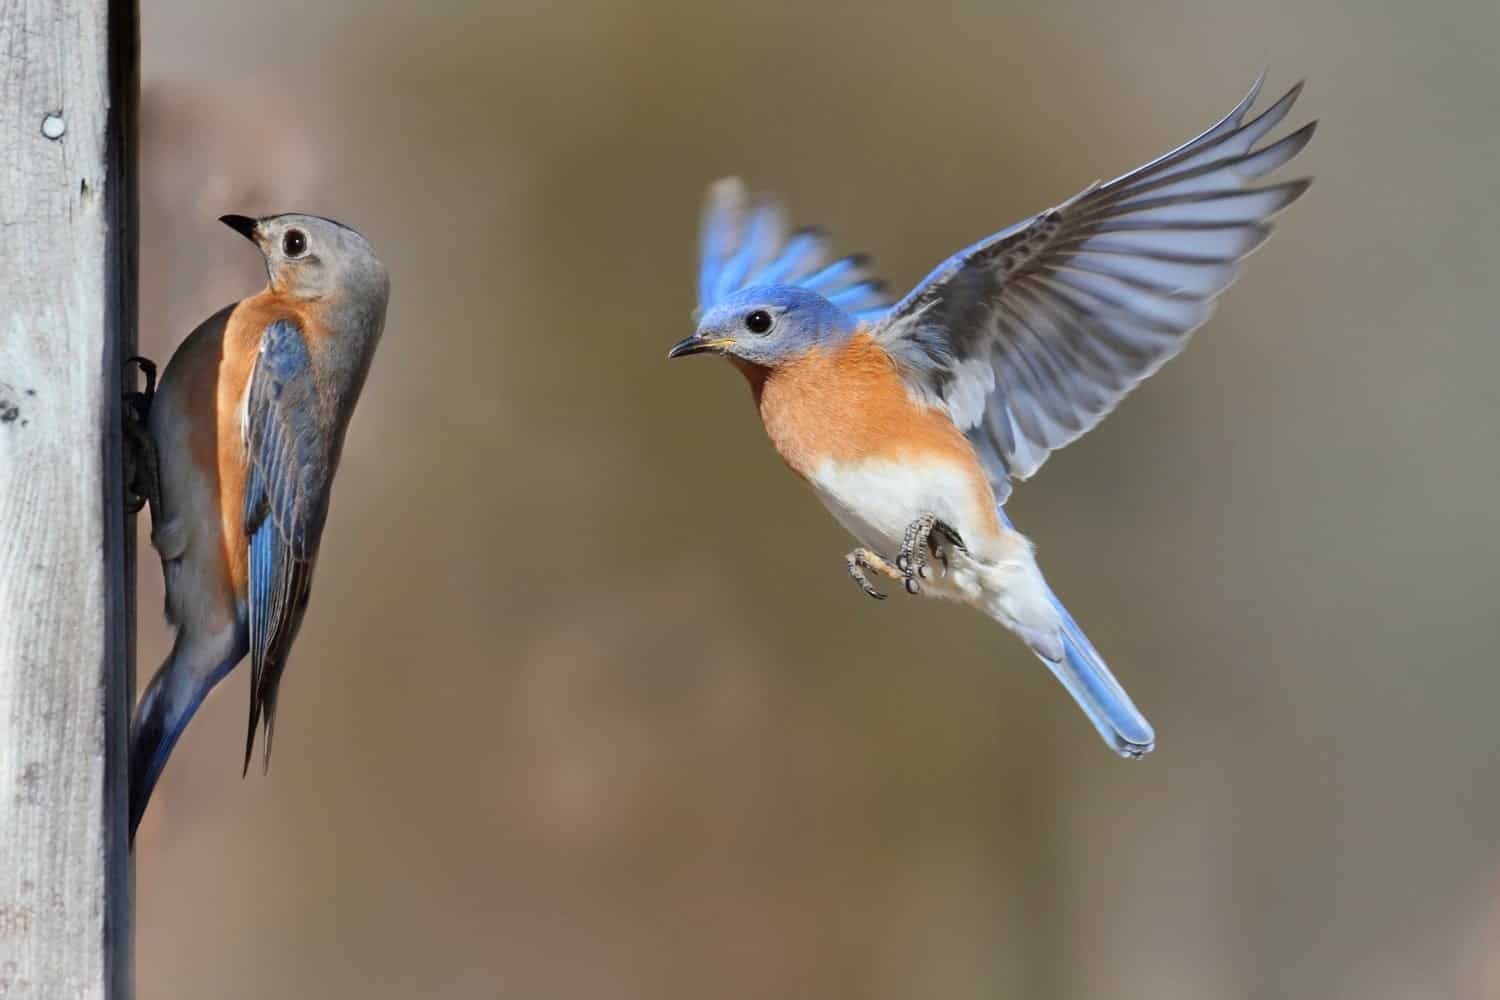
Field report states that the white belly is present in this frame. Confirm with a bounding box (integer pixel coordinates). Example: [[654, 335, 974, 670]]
[[807, 457, 988, 556], [806, 456, 1060, 653]]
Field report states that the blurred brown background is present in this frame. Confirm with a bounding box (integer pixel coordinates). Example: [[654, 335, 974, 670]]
[[132, 2, 1500, 997]]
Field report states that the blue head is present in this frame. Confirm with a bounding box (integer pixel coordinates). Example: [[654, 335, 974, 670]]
[[668, 286, 857, 368]]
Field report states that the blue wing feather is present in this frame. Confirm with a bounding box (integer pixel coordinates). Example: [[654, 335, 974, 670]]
[[753, 228, 827, 286], [242, 318, 328, 773], [826, 280, 891, 313], [696, 178, 894, 317]]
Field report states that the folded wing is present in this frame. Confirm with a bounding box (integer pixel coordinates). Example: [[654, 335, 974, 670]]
[[242, 318, 333, 773]]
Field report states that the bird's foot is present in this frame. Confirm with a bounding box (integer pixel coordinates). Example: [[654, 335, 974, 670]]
[[123, 356, 159, 516], [895, 514, 939, 590], [846, 548, 905, 601], [894, 514, 968, 594]]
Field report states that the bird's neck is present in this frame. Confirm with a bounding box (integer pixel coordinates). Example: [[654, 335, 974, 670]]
[[731, 357, 770, 405]]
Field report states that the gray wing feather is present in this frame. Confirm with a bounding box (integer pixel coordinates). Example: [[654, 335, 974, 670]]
[[876, 77, 1315, 499]]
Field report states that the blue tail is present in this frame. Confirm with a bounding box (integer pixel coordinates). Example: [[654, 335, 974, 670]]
[[130, 629, 243, 840], [998, 509, 1155, 758]]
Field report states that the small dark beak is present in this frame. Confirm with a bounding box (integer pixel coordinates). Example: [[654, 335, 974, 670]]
[[667, 334, 729, 359], [218, 214, 260, 242]]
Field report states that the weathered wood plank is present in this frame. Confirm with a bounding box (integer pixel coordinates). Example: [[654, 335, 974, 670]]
[[0, 1, 137, 997]]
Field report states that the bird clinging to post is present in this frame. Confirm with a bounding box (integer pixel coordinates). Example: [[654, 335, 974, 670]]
[[668, 76, 1314, 757], [130, 213, 389, 838]]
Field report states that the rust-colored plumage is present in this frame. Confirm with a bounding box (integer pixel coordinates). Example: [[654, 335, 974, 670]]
[[748, 331, 1001, 535], [186, 293, 312, 596]]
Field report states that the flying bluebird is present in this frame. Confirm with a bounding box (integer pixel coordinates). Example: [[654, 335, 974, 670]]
[[669, 77, 1314, 758], [130, 213, 389, 838]]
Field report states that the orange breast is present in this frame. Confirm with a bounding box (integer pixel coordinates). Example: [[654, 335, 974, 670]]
[[748, 332, 1000, 529]]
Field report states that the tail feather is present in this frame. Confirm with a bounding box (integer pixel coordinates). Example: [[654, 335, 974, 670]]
[[129, 629, 243, 841], [997, 508, 1155, 757], [1039, 588, 1155, 757]]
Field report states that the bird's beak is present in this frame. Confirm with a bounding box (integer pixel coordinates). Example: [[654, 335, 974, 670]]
[[218, 214, 260, 243], [667, 334, 734, 359]]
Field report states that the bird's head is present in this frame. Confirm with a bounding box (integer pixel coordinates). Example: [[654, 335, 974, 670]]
[[668, 286, 856, 370], [219, 212, 389, 307]]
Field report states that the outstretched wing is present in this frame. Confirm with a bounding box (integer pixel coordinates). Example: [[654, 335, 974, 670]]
[[242, 318, 333, 773], [696, 177, 893, 320], [875, 76, 1315, 500]]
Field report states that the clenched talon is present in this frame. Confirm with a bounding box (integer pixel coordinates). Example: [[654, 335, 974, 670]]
[[898, 514, 938, 583], [897, 513, 968, 585], [848, 520, 965, 601], [123, 356, 159, 516], [930, 521, 965, 570], [846, 552, 886, 600], [932, 520, 967, 553], [847, 548, 907, 601]]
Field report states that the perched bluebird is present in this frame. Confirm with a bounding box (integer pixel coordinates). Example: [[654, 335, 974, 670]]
[[130, 214, 389, 838], [669, 77, 1314, 758]]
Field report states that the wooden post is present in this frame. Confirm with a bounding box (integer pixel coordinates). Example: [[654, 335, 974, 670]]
[[0, 1, 138, 997]]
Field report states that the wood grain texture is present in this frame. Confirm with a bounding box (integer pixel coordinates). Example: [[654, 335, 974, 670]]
[[0, 1, 137, 997]]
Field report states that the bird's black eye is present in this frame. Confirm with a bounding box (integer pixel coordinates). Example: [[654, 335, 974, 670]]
[[282, 229, 307, 257], [744, 310, 773, 334]]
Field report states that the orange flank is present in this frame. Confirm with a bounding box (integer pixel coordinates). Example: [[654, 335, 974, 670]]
[[744, 330, 1001, 534], [200, 291, 311, 594]]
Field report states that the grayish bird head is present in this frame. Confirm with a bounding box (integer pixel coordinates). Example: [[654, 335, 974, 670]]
[[220, 212, 389, 313]]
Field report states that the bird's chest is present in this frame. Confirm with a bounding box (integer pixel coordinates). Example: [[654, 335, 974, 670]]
[[751, 339, 999, 552], [752, 336, 913, 473]]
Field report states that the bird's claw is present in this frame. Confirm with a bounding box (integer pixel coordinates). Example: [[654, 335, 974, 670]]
[[894, 514, 967, 594], [898, 515, 937, 588], [846, 517, 967, 600], [846, 549, 899, 600], [930, 519, 967, 555], [123, 356, 159, 516]]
